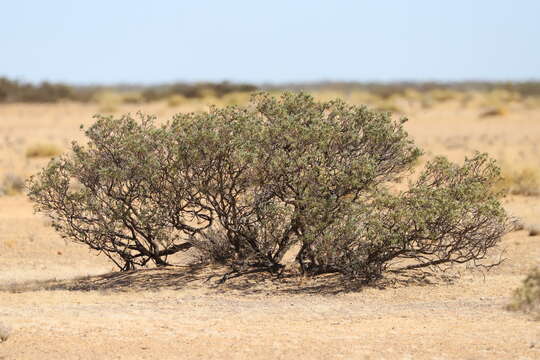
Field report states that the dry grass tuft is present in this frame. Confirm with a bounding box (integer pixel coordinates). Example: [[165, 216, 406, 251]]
[[93, 91, 122, 113], [428, 89, 461, 103], [121, 92, 143, 104], [507, 267, 540, 319], [374, 99, 402, 113], [167, 94, 188, 107], [496, 167, 540, 196], [1, 173, 25, 195], [221, 92, 251, 106], [26, 143, 63, 158]]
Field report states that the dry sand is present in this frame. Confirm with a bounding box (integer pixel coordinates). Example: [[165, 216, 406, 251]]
[[0, 100, 539, 359]]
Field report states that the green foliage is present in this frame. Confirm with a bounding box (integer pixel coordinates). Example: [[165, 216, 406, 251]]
[[28, 92, 511, 282], [27, 115, 211, 270]]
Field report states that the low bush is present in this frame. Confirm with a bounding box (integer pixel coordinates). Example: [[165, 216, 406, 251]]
[[28, 115, 211, 270], [28, 92, 511, 282], [507, 268, 540, 319], [497, 167, 540, 196], [1, 173, 25, 195], [167, 94, 188, 107]]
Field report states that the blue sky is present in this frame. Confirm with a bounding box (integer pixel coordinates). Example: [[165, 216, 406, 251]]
[[1, 1, 539, 84]]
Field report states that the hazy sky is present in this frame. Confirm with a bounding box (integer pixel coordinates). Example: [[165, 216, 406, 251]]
[[1, 1, 539, 84]]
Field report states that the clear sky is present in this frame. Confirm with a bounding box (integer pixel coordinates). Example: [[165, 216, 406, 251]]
[[1, 1, 539, 85]]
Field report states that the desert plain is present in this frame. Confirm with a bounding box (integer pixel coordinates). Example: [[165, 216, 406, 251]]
[[0, 96, 539, 359]]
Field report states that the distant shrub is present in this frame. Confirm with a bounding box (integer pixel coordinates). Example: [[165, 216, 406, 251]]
[[221, 92, 251, 106], [479, 106, 509, 118], [141, 88, 161, 102], [1, 173, 25, 195], [524, 96, 540, 109], [0, 77, 75, 103], [28, 93, 511, 282], [121, 92, 144, 104], [374, 99, 402, 113], [93, 91, 123, 113], [507, 268, 540, 319], [26, 144, 62, 158], [497, 167, 540, 196], [167, 94, 187, 107], [427, 89, 459, 103], [143, 81, 258, 103], [484, 89, 521, 104]]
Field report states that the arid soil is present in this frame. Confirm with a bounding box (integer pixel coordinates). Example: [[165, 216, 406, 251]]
[[0, 100, 539, 359]]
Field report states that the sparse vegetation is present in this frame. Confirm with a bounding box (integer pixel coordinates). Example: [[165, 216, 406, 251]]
[[507, 267, 540, 319], [0, 173, 25, 196], [374, 98, 402, 113], [479, 106, 509, 118], [497, 167, 540, 196], [28, 92, 511, 282], [26, 144, 63, 158], [93, 91, 123, 113], [142, 81, 258, 103], [0, 77, 77, 103], [167, 94, 187, 107]]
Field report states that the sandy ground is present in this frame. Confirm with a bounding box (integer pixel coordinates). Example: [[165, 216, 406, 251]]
[[0, 100, 539, 359]]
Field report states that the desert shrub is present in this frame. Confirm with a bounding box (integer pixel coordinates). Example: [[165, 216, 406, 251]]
[[167, 94, 187, 107], [26, 143, 63, 158], [27, 114, 212, 270], [190, 228, 236, 264], [0, 77, 76, 103], [427, 89, 459, 103], [221, 92, 251, 106], [169, 93, 508, 280], [28, 93, 511, 281], [507, 268, 540, 319], [142, 82, 258, 103], [497, 167, 540, 196], [310, 154, 509, 280], [1, 173, 25, 195], [374, 99, 402, 113], [479, 106, 509, 118], [92, 91, 123, 113], [121, 92, 144, 104]]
